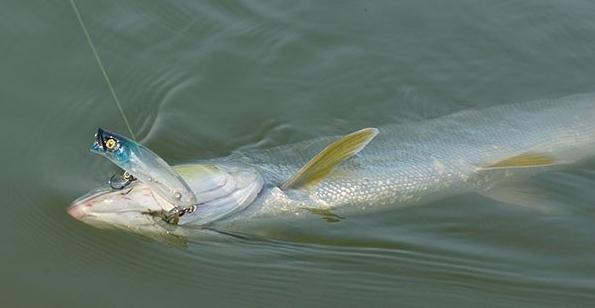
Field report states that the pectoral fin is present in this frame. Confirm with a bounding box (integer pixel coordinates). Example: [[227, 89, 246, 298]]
[[480, 152, 559, 171], [479, 182, 560, 214], [281, 128, 379, 190]]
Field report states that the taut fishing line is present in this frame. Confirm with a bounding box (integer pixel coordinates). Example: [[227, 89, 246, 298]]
[[69, 0, 136, 140]]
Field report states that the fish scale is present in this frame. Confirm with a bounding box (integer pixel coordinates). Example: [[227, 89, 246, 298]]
[[221, 93, 595, 221]]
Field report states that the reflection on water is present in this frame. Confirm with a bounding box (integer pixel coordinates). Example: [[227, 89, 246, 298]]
[[2, 0, 595, 306]]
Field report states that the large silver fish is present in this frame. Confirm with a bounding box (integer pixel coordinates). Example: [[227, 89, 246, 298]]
[[68, 93, 595, 236]]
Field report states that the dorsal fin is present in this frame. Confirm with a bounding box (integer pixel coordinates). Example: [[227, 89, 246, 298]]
[[280, 128, 379, 190], [480, 152, 559, 171]]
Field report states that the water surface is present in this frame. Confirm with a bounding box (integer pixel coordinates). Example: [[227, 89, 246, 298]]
[[2, 0, 595, 306]]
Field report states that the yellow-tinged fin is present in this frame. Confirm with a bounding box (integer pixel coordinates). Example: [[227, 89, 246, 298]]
[[479, 182, 561, 214], [280, 128, 379, 190], [481, 152, 558, 170]]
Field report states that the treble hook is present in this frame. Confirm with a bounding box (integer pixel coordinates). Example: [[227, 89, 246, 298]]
[[108, 171, 136, 190], [143, 205, 197, 225]]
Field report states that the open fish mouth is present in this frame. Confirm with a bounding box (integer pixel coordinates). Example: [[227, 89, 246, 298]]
[[68, 188, 109, 219], [72, 188, 109, 204]]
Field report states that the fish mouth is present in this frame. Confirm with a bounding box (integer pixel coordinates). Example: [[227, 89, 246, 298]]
[[68, 189, 107, 220], [72, 188, 108, 204], [67, 204, 94, 220]]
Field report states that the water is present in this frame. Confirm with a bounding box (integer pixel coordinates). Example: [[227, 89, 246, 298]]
[[2, 0, 595, 306]]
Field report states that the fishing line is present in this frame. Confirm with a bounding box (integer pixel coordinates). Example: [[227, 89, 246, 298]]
[[70, 1, 194, 223], [69, 0, 136, 140]]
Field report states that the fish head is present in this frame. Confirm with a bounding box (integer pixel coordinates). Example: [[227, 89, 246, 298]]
[[74, 128, 264, 231], [69, 163, 264, 230], [68, 182, 174, 231]]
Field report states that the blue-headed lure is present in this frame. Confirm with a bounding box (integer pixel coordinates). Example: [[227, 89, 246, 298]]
[[91, 128, 197, 208]]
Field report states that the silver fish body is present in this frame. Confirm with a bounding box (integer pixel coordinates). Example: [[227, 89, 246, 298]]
[[209, 93, 595, 225]]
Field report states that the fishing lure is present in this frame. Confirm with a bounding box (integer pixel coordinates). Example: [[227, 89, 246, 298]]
[[91, 128, 197, 209]]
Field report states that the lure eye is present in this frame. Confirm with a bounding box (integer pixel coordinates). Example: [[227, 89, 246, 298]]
[[104, 137, 119, 151]]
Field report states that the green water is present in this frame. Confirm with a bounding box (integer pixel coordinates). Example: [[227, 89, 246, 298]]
[[2, 0, 595, 306]]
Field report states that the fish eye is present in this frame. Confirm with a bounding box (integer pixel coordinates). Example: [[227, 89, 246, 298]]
[[104, 137, 119, 151]]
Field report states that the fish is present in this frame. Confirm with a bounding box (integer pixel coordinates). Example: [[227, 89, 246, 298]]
[[68, 92, 595, 236]]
